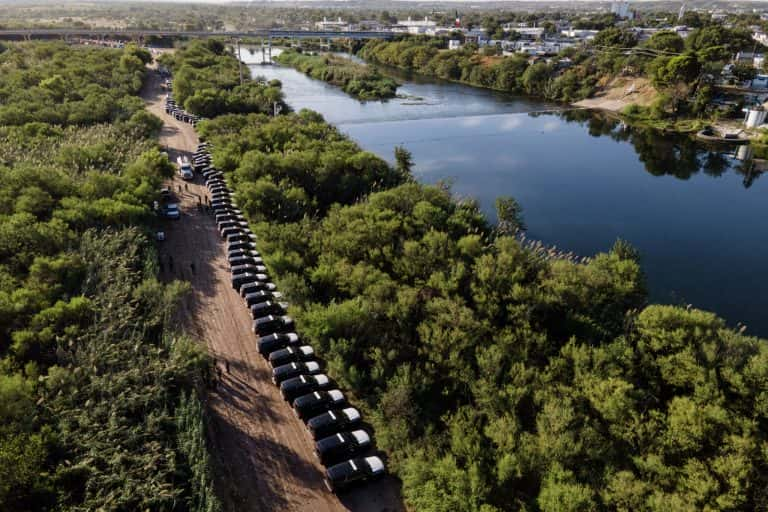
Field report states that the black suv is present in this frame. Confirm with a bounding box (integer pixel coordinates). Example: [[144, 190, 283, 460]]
[[324, 456, 386, 493]]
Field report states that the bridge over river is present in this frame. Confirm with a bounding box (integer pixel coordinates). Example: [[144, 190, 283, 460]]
[[0, 28, 394, 41]]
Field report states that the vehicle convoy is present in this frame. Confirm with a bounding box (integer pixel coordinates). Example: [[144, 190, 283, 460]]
[[293, 389, 346, 420], [162, 84, 389, 499], [272, 361, 322, 385], [315, 429, 371, 466], [257, 332, 300, 355], [281, 373, 331, 402], [268, 345, 315, 367], [324, 456, 386, 493], [306, 407, 362, 440]]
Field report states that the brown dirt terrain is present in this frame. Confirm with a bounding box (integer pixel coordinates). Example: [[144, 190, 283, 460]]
[[141, 70, 405, 512], [574, 76, 657, 112]]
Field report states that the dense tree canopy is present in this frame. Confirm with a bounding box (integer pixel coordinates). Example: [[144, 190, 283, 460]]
[[0, 42, 150, 126], [199, 106, 768, 511], [275, 50, 398, 100], [0, 42, 219, 511], [158, 39, 287, 117]]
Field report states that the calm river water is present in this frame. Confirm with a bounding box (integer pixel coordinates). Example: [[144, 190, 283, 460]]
[[242, 48, 768, 336]]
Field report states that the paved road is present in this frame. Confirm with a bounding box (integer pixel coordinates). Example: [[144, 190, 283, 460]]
[[141, 70, 404, 512]]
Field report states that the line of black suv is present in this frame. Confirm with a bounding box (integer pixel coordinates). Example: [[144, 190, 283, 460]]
[[164, 88, 201, 126], [198, 141, 387, 494]]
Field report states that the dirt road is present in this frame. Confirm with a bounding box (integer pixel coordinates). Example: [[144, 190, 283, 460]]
[[141, 70, 404, 512]]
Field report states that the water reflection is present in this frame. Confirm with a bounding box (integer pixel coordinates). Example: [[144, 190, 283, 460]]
[[558, 110, 764, 188], [242, 49, 768, 335]]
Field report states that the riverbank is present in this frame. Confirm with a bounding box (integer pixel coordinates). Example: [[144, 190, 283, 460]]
[[206, 45, 768, 512]]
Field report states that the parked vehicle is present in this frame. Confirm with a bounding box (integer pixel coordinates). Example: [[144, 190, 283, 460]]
[[227, 249, 260, 262], [218, 213, 245, 224], [160, 187, 172, 201], [193, 160, 210, 172], [250, 300, 287, 318], [306, 408, 362, 440], [324, 456, 385, 493], [272, 361, 321, 385], [229, 254, 262, 267], [239, 277, 272, 296], [244, 288, 280, 307], [257, 332, 300, 355], [268, 345, 315, 368], [218, 221, 248, 233], [211, 198, 233, 208], [293, 389, 346, 421], [220, 226, 243, 240], [228, 241, 256, 252], [232, 272, 269, 292], [163, 203, 181, 219], [253, 315, 294, 337], [315, 430, 371, 466], [178, 161, 194, 180], [211, 199, 234, 211], [232, 264, 267, 277], [227, 233, 256, 244], [280, 374, 330, 402]]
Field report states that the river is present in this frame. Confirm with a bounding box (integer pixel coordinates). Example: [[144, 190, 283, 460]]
[[241, 48, 768, 336]]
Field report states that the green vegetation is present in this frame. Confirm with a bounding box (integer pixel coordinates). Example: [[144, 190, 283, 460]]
[[199, 106, 768, 510], [0, 42, 220, 511], [275, 50, 398, 100], [158, 40, 287, 118], [360, 24, 758, 120], [0, 43, 151, 126]]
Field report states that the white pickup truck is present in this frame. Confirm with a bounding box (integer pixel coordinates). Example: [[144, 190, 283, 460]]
[[177, 156, 193, 180]]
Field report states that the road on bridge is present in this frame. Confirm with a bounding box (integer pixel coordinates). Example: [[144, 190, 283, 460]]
[[141, 67, 404, 512]]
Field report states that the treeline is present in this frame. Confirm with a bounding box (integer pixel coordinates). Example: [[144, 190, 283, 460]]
[[157, 39, 287, 118], [0, 43, 151, 126], [359, 25, 758, 112], [275, 50, 398, 100], [0, 42, 220, 511], [198, 104, 768, 510]]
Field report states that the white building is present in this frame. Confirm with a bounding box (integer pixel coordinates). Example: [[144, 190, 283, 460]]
[[448, 39, 462, 50], [754, 31, 768, 46], [396, 16, 437, 28], [503, 26, 546, 39], [315, 17, 350, 31], [561, 29, 600, 40]]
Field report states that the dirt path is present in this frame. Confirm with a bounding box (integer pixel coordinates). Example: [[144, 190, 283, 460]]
[[141, 70, 404, 512]]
